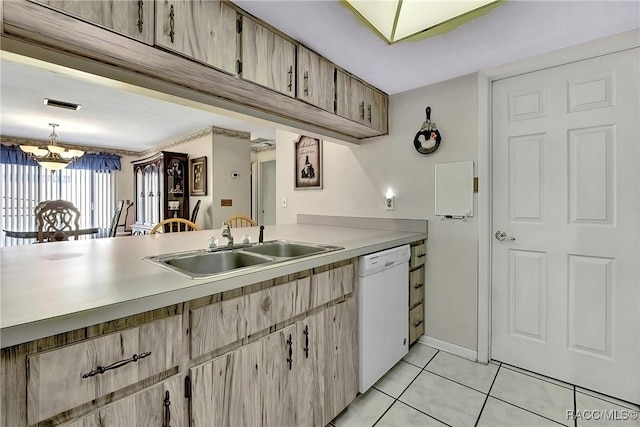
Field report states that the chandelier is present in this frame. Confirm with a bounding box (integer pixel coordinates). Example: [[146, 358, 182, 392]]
[[19, 124, 85, 171]]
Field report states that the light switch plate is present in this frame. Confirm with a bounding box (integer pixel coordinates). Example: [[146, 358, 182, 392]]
[[281, 197, 287, 208]]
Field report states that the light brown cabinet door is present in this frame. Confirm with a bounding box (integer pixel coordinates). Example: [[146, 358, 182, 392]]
[[297, 311, 327, 427], [190, 339, 262, 427], [45, 0, 154, 44], [155, 0, 237, 75], [297, 45, 335, 112], [336, 70, 366, 124], [241, 17, 296, 97], [262, 324, 297, 427], [324, 299, 358, 423], [336, 70, 388, 132], [61, 376, 184, 427], [364, 87, 389, 133]]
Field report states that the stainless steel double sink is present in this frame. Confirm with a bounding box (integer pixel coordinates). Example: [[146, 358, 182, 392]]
[[144, 240, 344, 279]]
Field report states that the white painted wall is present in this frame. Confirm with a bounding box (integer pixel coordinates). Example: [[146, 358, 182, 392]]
[[211, 133, 251, 226], [276, 73, 479, 350], [116, 131, 251, 231]]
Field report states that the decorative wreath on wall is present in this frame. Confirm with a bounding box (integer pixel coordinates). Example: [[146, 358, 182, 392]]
[[413, 106, 442, 155]]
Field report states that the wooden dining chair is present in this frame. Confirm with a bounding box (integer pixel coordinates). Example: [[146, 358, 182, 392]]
[[150, 218, 200, 234], [36, 199, 81, 242], [107, 200, 125, 237], [190, 199, 201, 223], [224, 214, 257, 228]]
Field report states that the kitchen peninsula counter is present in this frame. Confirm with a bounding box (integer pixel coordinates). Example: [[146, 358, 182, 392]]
[[1, 221, 427, 348]]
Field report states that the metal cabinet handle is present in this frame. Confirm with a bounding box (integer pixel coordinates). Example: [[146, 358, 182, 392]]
[[286, 334, 293, 370], [287, 66, 293, 92], [417, 254, 426, 258], [137, 1, 144, 33], [367, 104, 372, 123], [163, 390, 171, 427], [169, 4, 175, 43], [414, 283, 424, 289], [413, 320, 424, 327], [82, 351, 151, 378], [359, 101, 365, 120], [303, 325, 309, 359], [495, 230, 515, 241], [303, 71, 309, 96]]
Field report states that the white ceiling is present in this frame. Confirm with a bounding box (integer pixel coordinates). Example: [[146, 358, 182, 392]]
[[1, 0, 638, 152]]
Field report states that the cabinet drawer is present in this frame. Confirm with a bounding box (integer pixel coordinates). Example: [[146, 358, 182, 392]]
[[59, 375, 184, 427], [304, 264, 354, 309], [190, 294, 245, 359], [409, 266, 425, 307], [410, 243, 426, 269], [409, 302, 425, 345], [27, 315, 182, 425]]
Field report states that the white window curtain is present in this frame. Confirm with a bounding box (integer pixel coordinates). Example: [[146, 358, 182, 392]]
[[0, 164, 116, 246]]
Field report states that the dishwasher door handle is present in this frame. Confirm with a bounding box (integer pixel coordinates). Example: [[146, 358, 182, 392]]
[[384, 260, 396, 268]]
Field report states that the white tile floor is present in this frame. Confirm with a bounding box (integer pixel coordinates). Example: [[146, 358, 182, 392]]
[[331, 343, 640, 427]]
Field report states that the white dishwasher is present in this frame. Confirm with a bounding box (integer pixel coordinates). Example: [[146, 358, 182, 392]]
[[358, 245, 410, 392]]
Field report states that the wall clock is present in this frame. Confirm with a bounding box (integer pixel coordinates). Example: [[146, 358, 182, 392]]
[[413, 106, 442, 155]]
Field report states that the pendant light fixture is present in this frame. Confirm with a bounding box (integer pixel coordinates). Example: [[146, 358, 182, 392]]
[[19, 123, 85, 171]]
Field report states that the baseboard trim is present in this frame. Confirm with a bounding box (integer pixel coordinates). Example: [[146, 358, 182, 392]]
[[418, 335, 478, 362]]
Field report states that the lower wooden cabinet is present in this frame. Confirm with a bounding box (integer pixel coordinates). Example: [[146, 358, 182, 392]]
[[190, 339, 262, 427], [2, 261, 356, 427], [189, 301, 356, 427], [409, 240, 426, 345], [61, 375, 184, 427]]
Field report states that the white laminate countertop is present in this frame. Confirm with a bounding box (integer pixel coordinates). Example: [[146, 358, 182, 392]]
[[0, 223, 427, 348]]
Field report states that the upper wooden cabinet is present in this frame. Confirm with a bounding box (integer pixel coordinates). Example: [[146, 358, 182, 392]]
[[41, 0, 154, 44], [240, 16, 296, 97], [155, 0, 237, 75], [297, 45, 335, 113], [336, 70, 388, 133]]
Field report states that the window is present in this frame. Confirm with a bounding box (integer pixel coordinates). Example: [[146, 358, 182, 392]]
[[0, 164, 116, 246]]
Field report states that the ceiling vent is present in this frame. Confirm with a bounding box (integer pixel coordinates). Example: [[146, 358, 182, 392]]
[[43, 98, 82, 111]]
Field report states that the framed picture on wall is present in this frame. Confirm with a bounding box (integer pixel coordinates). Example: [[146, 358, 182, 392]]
[[190, 156, 207, 196], [294, 135, 323, 190]]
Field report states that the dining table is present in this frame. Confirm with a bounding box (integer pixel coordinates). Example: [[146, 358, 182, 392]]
[[3, 227, 100, 240]]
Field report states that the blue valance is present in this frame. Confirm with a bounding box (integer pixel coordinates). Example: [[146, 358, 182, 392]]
[[0, 144, 39, 166], [67, 152, 121, 171], [1, 144, 121, 171]]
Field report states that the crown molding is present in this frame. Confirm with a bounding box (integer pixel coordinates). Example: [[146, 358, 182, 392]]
[[138, 126, 251, 156], [0, 136, 140, 157]]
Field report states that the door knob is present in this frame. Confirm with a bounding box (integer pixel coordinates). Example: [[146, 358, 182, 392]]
[[495, 230, 515, 241]]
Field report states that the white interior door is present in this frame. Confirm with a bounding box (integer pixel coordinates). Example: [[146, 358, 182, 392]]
[[491, 48, 639, 404], [259, 160, 276, 226]]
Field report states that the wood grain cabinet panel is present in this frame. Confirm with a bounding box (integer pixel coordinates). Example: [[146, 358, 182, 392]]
[[241, 16, 296, 97], [155, 0, 237, 74], [324, 299, 358, 423], [297, 310, 327, 427], [27, 315, 182, 425], [409, 266, 425, 308], [409, 240, 426, 345], [60, 376, 184, 427], [262, 324, 297, 427], [336, 69, 388, 132], [297, 45, 335, 112], [409, 301, 425, 345], [190, 295, 245, 359], [310, 264, 354, 308], [43, 0, 154, 44], [190, 339, 263, 427], [245, 280, 297, 336]]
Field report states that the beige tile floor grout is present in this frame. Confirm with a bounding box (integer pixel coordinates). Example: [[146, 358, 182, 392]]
[[331, 344, 640, 427]]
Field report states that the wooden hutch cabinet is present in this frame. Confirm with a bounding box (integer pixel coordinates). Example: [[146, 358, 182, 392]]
[[131, 151, 189, 235]]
